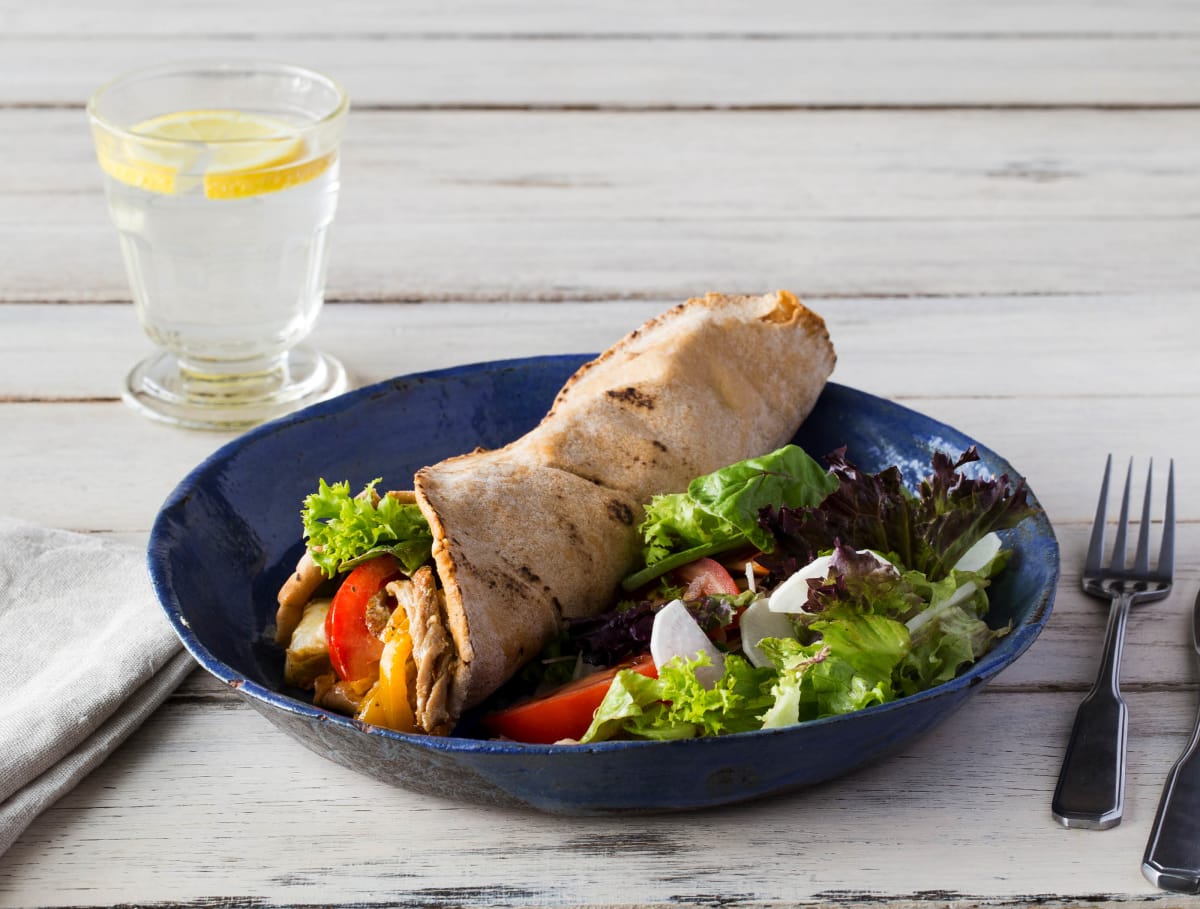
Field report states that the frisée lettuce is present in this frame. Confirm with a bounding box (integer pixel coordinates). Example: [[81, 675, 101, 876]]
[[582, 653, 777, 742], [302, 478, 434, 578]]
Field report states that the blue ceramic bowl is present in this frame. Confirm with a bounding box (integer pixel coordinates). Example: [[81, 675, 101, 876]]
[[148, 355, 1059, 815]]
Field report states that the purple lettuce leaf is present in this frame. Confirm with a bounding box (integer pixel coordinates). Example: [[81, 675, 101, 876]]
[[568, 596, 736, 667], [758, 447, 1034, 583]]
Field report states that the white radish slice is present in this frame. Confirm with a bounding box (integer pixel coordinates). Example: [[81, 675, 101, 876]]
[[649, 599, 725, 688], [738, 597, 797, 668], [952, 532, 1002, 574], [768, 549, 896, 614], [767, 554, 834, 614]]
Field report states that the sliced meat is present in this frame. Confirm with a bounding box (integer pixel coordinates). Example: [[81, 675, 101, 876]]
[[389, 566, 456, 735]]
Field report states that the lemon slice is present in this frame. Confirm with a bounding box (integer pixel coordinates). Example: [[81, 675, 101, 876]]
[[96, 109, 332, 200], [205, 148, 335, 201]]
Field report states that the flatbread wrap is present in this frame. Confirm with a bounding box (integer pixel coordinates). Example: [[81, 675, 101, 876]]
[[414, 290, 836, 729], [279, 290, 836, 736]]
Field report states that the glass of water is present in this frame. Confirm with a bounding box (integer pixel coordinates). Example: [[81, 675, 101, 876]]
[[88, 61, 350, 430]]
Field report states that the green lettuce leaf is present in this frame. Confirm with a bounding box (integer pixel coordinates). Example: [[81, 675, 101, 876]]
[[579, 653, 776, 743], [896, 573, 1009, 695], [813, 612, 911, 687], [302, 478, 434, 577], [625, 445, 838, 589], [686, 445, 839, 549], [640, 494, 740, 566], [758, 611, 909, 727]]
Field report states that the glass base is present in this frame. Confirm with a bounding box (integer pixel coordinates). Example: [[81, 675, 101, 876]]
[[123, 346, 347, 431]]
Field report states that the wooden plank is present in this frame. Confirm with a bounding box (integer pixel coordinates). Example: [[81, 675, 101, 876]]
[[2, 685, 1192, 905], [17, 212, 1200, 302], [26, 109, 1200, 214], [4, 295, 1198, 400], [5, 109, 1200, 301], [9, 36, 1200, 108], [27, 35, 1200, 110], [4, 0, 1199, 37]]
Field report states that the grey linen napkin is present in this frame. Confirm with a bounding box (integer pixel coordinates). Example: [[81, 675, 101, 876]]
[[0, 518, 194, 855]]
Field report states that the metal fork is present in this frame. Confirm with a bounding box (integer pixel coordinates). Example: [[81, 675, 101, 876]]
[[1052, 455, 1175, 829]]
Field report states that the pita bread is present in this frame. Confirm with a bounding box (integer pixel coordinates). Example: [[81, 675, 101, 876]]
[[412, 290, 837, 728]]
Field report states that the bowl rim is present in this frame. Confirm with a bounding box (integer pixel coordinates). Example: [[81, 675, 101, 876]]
[[148, 354, 1060, 756]]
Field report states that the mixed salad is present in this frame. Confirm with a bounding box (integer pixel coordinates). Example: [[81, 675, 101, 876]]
[[480, 444, 1033, 744], [278, 443, 1034, 744]]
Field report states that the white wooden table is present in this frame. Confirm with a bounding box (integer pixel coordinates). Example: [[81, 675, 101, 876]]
[[4, 3, 1200, 906]]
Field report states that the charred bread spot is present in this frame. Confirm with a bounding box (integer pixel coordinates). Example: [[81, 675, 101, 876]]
[[651, 439, 668, 453], [476, 564, 536, 599], [606, 500, 635, 526], [500, 570, 537, 599], [518, 565, 541, 584], [606, 386, 656, 409]]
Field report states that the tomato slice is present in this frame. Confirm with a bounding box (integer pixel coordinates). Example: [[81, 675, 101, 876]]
[[674, 557, 740, 599], [483, 654, 658, 744], [325, 554, 402, 682]]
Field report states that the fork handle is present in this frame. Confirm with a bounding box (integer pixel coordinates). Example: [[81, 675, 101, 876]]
[[1142, 674, 1200, 890], [1051, 591, 1132, 829]]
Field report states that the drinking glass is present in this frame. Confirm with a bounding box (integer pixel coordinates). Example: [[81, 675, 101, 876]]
[[88, 61, 350, 430]]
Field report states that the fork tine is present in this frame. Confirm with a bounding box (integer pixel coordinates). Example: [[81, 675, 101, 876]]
[[1085, 454, 1112, 574], [1159, 459, 1176, 578], [1133, 459, 1154, 573], [1110, 458, 1134, 571]]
